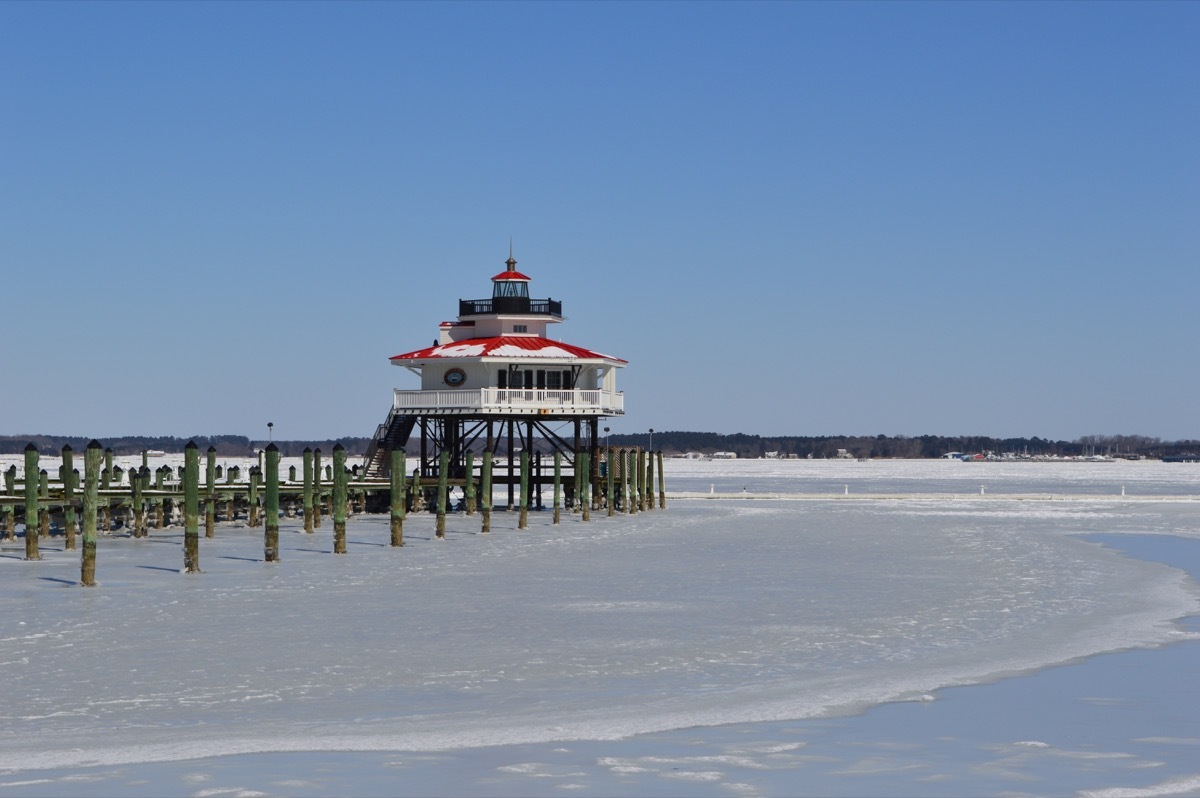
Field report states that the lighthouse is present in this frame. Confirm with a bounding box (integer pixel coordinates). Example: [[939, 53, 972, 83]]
[[363, 251, 626, 507]]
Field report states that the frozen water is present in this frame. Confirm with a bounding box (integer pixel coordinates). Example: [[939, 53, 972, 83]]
[[1, 458, 1197, 783]]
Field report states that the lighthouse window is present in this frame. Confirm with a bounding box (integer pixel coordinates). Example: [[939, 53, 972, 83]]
[[513, 324, 527, 333], [545, 371, 562, 390], [493, 280, 529, 299]]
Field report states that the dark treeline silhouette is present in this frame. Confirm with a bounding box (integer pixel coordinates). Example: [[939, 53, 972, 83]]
[[3, 432, 1196, 460], [608, 432, 1200, 460]]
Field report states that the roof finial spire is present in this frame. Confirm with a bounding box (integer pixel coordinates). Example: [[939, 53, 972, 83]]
[[506, 237, 517, 271]]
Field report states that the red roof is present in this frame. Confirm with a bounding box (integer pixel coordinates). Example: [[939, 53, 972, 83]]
[[491, 270, 532, 282], [390, 336, 626, 364]]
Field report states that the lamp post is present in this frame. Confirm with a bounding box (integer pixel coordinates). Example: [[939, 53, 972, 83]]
[[267, 422, 274, 443], [649, 428, 654, 453], [604, 426, 610, 449]]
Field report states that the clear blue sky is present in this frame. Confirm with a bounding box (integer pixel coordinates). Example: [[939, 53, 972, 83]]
[[2, 1, 1196, 442]]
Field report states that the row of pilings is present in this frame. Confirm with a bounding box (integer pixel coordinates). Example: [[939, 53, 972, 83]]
[[2, 442, 667, 585]]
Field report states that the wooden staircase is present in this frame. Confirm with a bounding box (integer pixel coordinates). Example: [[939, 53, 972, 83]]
[[362, 408, 417, 478]]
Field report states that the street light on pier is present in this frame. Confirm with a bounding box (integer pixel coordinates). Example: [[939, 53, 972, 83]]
[[649, 428, 654, 453], [267, 422, 274, 443]]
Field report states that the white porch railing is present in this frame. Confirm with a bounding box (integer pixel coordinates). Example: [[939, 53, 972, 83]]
[[393, 388, 624, 415]]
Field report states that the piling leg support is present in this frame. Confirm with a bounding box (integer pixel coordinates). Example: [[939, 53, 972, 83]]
[[312, 448, 323, 529], [332, 444, 347, 554], [645, 452, 654, 512], [553, 451, 561, 525], [81, 440, 101, 586], [627, 451, 637, 515], [205, 446, 216, 538], [607, 446, 615, 518], [248, 467, 260, 528], [657, 451, 666, 509], [3, 466, 15, 541], [152, 467, 164, 529], [464, 451, 476, 515], [39, 470, 50, 539], [264, 443, 280, 562], [390, 449, 405, 547], [183, 442, 201, 573], [518, 450, 529, 530], [435, 450, 448, 539], [23, 443, 40, 560], [302, 447, 314, 533], [580, 452, 590, 522], [102, 448, 114, 533], [481, 450, 492, 534], [62, 445, 77, 550]]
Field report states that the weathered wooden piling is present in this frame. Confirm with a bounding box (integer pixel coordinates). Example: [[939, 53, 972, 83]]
[[247, 466, 261, 528], [205, 447, 216, 538], [80, 440, 101, 586], [312, 448, 323, 529], [224, 465, 236, 523], [183, 442, 200, 573], [102, 447, 113, 532], [154, 466, 166, 529], [464, 451, 476, 515], [518, 450, 529, 529], [624, 451, 633, 513], [390, 449, 405, 547], [627, 450, 637, 515], [302, 448, 314, 533], [657, 451, 666, 509], [3, 466, 15, 540], [645, 451, 654, 512], [332, 444, 347, 554], [553, 451, 562, 525], [638, 449, 647, 512], [24, 444, 40, 560], [606, 448, 616, 517], [480, 450, 492, 533], [62, 445, 77, 550], [264, 443, 280, 562], [411, 468, 424, 512], [133, 466, 147, 536], [435, 450, 449, 539], [39, 469, 50, 539], [580, 451, 590, 522]]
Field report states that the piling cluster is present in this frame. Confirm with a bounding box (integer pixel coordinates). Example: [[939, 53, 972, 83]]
[[1, 442, 667, 586]]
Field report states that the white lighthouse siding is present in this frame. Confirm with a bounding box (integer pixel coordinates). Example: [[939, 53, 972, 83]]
[[415, 360, 616, 392], [388, 259, 626, 419], [393, 387, 624, 415]]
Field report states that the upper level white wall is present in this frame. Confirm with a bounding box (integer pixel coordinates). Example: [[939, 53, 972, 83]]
[[417, 362, 615, 392]]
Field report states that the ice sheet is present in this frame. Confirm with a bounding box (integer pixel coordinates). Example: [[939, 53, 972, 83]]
[[2, 458, 1197, 772]]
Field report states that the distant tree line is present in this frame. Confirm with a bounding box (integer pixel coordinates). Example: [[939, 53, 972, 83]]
[[3, 432, 1196, 460], [608, 432, 1200, 460]]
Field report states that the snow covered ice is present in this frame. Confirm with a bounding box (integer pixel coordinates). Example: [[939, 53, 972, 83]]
[[1, 458, 1198, 795]]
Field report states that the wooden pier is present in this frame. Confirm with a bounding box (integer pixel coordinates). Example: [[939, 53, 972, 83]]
[[1, 441, 668, 579]]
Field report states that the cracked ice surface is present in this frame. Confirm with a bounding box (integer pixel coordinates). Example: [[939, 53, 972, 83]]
[[1, 460, 1197, 772]]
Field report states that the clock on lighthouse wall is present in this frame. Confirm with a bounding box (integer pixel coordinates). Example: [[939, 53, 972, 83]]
[[443, 367, 466, 387]]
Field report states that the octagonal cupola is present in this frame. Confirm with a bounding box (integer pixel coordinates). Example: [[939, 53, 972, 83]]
[[447, 252, 563, 343], [490, 255, 532, 312]]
